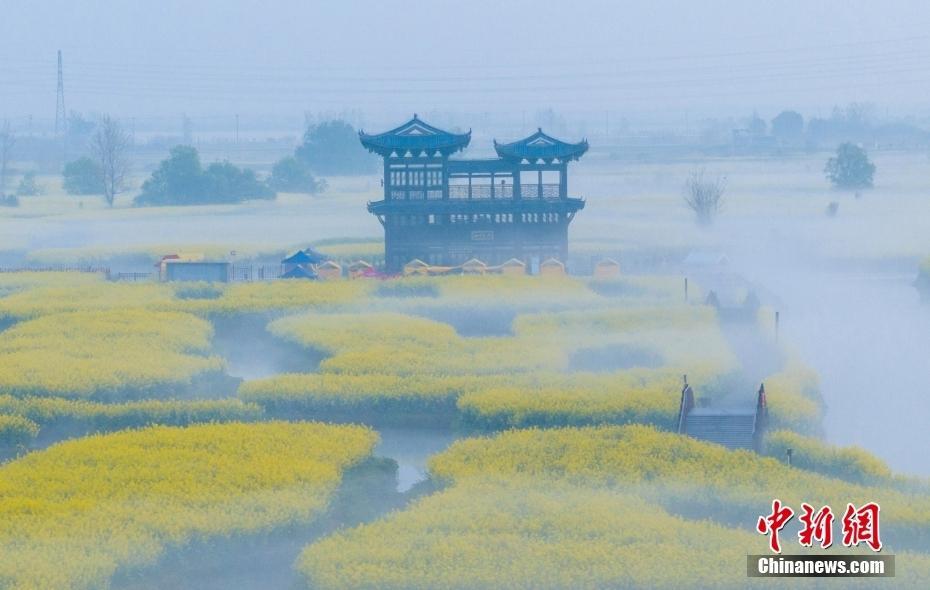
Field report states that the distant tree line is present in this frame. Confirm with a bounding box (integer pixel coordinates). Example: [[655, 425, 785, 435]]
[[266, 119, 375, 194], [134, 146, 273, 206], [729, 103, 930, 150], [58, 117, 375, 206]]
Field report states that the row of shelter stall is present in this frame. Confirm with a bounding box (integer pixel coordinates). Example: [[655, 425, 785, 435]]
[[157, 248, 620, 282], [401, 257, 620, 278]]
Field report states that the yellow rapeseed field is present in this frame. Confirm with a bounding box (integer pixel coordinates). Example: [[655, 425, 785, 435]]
[[298, 480, 760, 590], [175, 280, 371, 315], [0, 271, 105, 298], [0, 282, 177, 319], [256, 303, 736, 429], [763, 429, 894, 486], [0, 273, 370, 320], [298, 425, 930, 588], [0, 413, 39, 447], [429, 425, 930, 543], [0, 394, 262, 431], [0, 421, 377, 590], [0, 309, 224, 399], [268, 311, 567, 376], [763, 357, 824, 434]]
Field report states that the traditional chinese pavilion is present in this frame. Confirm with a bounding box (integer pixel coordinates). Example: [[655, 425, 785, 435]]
[[360, 115, 588, 272]]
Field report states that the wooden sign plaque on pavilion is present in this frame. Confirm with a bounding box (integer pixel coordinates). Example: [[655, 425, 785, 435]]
[[360, 115, 588, 273]]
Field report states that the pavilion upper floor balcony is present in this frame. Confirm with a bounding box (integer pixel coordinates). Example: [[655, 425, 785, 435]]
[[447, 183, 562, 200], [368, 195, 585, 216]]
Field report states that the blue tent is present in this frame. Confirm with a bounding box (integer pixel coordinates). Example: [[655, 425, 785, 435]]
[[282, 250, 313, 265], [303, 248, 327, 263], [282, 248, 327, 265], [281, 266, 318, 280]]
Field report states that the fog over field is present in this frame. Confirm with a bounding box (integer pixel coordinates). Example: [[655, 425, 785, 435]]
[[2, 153, 929, 474]]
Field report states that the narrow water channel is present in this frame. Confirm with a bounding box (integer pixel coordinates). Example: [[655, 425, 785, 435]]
[[210, 314, 325, 380], [375, 426, 460, 492]]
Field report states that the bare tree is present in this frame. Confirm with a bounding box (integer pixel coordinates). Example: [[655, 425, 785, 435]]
[[90, 115, 131, 207], [683, 169, 726, 226], [0, 121, 15, 196]]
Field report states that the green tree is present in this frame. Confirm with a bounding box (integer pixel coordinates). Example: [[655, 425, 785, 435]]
[[135, 145, 273, 206], [202, 161, 273, 202], [16, 172, 41, 196], [771, 110, 804, 140], [824, 143, 875, 189], [62, 157, 105, 195], [135, 145, 206, 205], [270, 156, 325, 193], [295, 120, 374, 175]]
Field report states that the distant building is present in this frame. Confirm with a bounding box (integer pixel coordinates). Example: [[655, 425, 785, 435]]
[[316, 260, 342, 280], [360, 115, 588, 273], [403, 259, 430, 276], [594, 258, 621, 278], [156, 253, 205, 281], [348, 260, 375, 278], [460, 258, 487, 275], [164, 261, 230, 282], [498, 258, 526, 276], [539, 258, 566, 277]]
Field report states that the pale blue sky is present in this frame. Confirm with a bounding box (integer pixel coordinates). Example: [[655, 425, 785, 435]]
[[2, 0, 930, 122]]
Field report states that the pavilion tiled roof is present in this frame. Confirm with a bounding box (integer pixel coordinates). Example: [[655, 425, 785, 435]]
[[494, 129, 588, 162], [359, 115, 471, 156]]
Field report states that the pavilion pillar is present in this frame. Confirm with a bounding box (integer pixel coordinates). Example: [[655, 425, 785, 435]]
[[441, 155, 449, 199], [559, 161, 568, 198], [513, 167, 521, 199], [383, 158, 391, 200], [537, 169, 543, 198], [404, 163, 410, 201]]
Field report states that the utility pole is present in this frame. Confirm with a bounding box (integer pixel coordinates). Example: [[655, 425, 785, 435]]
[[55, 50, 66, 136]]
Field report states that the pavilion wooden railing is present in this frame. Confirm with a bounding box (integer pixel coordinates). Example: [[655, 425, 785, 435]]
[[521, 184, 561, 199], [676, 377, 695, 434], [447, 184, 561, 200], [753, 383, 768, 452]]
